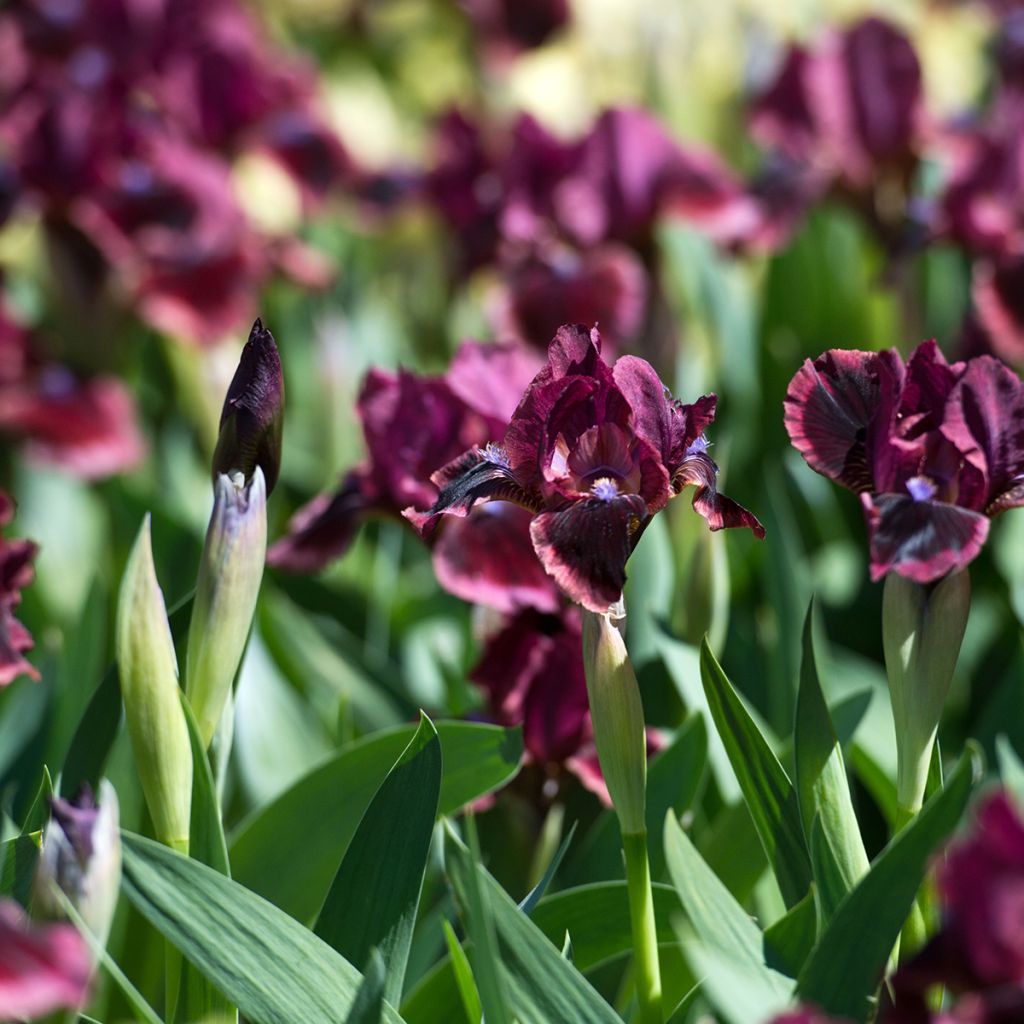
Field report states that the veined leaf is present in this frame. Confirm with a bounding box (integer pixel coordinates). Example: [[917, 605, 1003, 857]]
[[345, 949, 386, 1024], [797, 744, 982, 1021], [764, 889, 817, 978], [699, 637, 812, 907], [664, 810, 793, 1023], [230, 721, 522, 920], [444, 826, 621, 1024], [794, 608, 869, 923], [442, 918, 481, 1024], [120, 831, 406, 1024], [316, 713, 441, 1006]]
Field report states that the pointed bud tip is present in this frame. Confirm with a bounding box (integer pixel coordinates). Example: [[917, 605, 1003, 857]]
[[213, 318, 284, 494]]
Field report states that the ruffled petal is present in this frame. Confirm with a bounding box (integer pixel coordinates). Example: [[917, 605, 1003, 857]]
[[267, 471, 369, 573], [784, 347, 903, 492], [431, 503, 560, 615], [862, 492, 989, 583], [403, 446, 537, 536], [529, 493, 647, 613], [445, 340, 542, 428], [674, 448, 765, 537], [612, 354, 673, 461]]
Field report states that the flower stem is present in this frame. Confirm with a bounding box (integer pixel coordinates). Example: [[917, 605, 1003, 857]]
[[622, 829, 662, 1024]]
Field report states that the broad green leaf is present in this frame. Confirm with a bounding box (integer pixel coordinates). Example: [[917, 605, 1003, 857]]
[[0, 834, 40, 906], [401, 882, 680, 1024], [566, 715, 707, 884], [316, 713, 441, 1006], [763, 889, 817, 978], [345, 949, 386, 1024], [700, 637, 812, 907], [680, 940, 790, 1024], [664, 811, 793, 1020], [444, 827, 621, 1024], [794, 609, 869, 922], [120, 831, 406, 1024], [231, 722, 522, 921], [180, 696, 234, 1024], [20, 766, 52, 835], [797, 745, 982, 1021], [442, 918, 481, 1024], [448, 819, 513, 1024]]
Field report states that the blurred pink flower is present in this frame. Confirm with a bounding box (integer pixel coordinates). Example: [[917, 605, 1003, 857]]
[[0, 491, 36, 687]]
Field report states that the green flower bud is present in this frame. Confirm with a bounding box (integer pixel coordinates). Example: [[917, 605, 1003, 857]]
[[116, 516, 192, 852], [581, 607, 647, 836], [35, 781, 121, 948], [186, 467, 267, 749], [883, 569, 971, 819]]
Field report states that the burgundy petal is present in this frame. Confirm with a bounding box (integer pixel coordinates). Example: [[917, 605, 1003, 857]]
[[974, 256, 1024, 368], [861, 492, 989, 583], [941, 355, 1024, 515], [529, 493, 647, 613], [403, 446, 537, 536], [431, 503, 560, 615], [445, 339, 543, 428], [267, 471, 369, 573], [612, 353, 674, 462], [784, 348, 903, 492], [674, 447, 766, 537], [0, 493, 37, 687], [0, 899, 91, 1020], [668, 393, 718, 470]]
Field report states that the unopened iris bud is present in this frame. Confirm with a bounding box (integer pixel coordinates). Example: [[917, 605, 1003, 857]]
[[883, 570, 971, 821], [35, 781, 121, 947], [116, 516, 192, 853], [186, 467, 267, 748], [211, 318, 284, 494], [580, 607, 647, 835]]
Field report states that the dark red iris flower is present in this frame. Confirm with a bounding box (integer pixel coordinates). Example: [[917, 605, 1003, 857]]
[[267, 340, 547, 611], [0, 899, 92, 1019], [0, 491, 37, 687], [785, 340, 1024, 583], [0, 301, 144, 478], [751, 17, 923, 194], [460, 0, 569, 60], [884, 790, 1024, 1023], [405, 325, 763, 614]]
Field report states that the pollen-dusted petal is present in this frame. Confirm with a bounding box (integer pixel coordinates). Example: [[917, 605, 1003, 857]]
[[431, 503, 560, 615], [674, 449, 765, 537], [529, 493, 647, 613], [403, 446, 537, 536], [784, 347, 902, 492], [267, 471, 368, 573], [862, 492, 989, 583]]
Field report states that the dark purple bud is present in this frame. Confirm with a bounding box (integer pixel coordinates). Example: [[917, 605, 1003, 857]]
[[212, 318, 284, 494]]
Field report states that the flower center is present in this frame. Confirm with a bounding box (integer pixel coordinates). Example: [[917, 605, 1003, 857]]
[[591, 477, 620, 502], [906, 475, 937, 502]]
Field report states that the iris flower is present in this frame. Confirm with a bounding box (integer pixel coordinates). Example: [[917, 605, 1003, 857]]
[[785, 340, 1024, 582], [406, 324, 763, 613]]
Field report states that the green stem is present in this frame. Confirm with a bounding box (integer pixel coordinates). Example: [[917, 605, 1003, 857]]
[[623, 830, 663, 1024]]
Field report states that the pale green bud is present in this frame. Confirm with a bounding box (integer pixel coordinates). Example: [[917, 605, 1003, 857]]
[[35, 780, 121, 948], [186, 467, 267, 749], [883, 569, 971, 818], [581, 607, 647, 836], [116, 516, 192, 852]]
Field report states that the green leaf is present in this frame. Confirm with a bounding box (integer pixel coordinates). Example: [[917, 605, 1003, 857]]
[[519, 821, 577, 915], [699, 637, 812, 907], [566, 714, 707, 883], [448, 819, 513, 1024], [230, 722, 522, 921], [0, 834, 40, 907], [442, 918, 481, 1024], [797, 744, 982, 1021], [60, 667, 122, 798], [664, 811, 793, 1023], [316, 713, 442, 1006], [794, 609, 869, 922], [997, 735, 1024, 808], [19, 766, 52, 837], [180, 695, 234, 1024], [444, 826, 621, 1024], [763, 889, 817, 978], [665, 984, 701, 1024], [120, 831, 406, 1024], [345, 949, 386, 1024]]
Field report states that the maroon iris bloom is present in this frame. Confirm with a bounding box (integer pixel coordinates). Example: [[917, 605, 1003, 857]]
[[973, 256, 1024, 368], [0, 491, 36, 687], [785, 341, 1024, 583], [268, 340, 546, 607], [751, 17, 923, 193], [405, 325, 763, 613], [0, 899, 92, 1019], [0, 302, 144, 478], [461, 0, 569, 58]]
